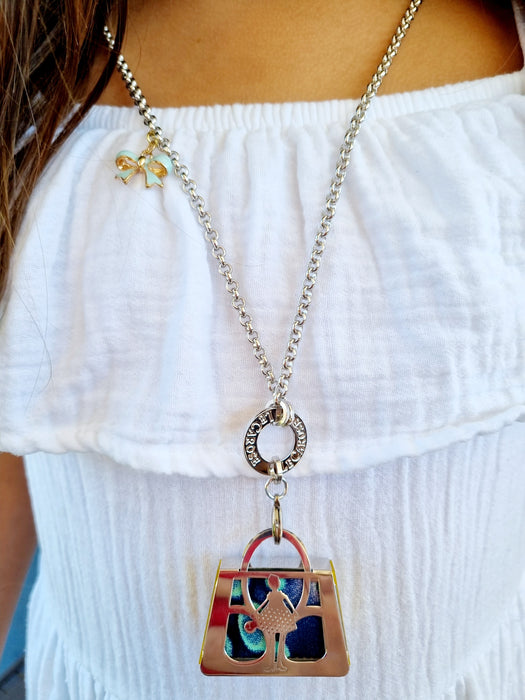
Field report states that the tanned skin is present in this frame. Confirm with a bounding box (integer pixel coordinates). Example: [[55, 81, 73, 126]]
[[100, 0, 522, 108], [0, 454, 36, 658]]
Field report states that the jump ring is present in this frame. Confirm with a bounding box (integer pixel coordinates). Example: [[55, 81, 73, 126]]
[[265, 477, 288, 500]]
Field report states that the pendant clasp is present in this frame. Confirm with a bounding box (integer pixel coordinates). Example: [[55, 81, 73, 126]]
[[266, 460, 286, 544], [271, 496, 282, 544]]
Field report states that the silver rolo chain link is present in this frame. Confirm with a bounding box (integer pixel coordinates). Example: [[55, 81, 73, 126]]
[[104, 0, 423, 402]]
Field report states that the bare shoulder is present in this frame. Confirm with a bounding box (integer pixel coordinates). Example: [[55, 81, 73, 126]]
[[99, 0, 523, 108]]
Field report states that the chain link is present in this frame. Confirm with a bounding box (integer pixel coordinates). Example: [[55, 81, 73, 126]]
[[104, 0, 423, 402]]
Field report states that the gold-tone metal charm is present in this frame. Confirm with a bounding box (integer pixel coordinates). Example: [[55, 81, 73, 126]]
[[200, 529, 350, 676], [115, 131, 173, 188]]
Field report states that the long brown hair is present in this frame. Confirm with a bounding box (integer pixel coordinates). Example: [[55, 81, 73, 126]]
[[0, 0, 127, 301]]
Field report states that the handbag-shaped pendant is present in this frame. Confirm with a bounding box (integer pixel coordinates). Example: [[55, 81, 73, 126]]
[[200, 529, 350, 676]]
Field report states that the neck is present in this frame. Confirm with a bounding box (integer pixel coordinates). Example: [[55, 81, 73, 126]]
[[99, 0, 522, 108]]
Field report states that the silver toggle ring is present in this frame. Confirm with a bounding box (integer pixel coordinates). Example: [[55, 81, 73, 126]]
[[244, 404, 307, 475]]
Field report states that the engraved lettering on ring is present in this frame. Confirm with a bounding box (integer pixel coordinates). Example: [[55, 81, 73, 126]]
[[243, 406, 307, 475]]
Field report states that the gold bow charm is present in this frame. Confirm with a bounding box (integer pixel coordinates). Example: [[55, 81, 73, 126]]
[[115, 132, 173, 188]]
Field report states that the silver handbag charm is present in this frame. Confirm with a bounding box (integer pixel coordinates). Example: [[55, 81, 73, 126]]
[[200, 529, 350, 676]]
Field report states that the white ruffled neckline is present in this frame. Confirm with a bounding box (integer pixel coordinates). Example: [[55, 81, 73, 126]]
[[84, 68, 525, 133]]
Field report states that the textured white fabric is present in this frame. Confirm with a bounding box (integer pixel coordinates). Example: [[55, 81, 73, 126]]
[[23, 429, 525, 699], [0, 71, 524, 477], [0, 6, 525, 699]]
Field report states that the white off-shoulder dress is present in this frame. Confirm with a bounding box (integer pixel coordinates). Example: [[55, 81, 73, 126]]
[[1, 7, 525, 699]]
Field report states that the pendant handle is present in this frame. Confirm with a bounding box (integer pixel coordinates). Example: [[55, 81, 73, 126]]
[[240, 528, 312, 572]]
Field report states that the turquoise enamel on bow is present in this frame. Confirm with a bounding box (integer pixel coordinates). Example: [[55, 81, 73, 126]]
[[115, 132, 173, 188]]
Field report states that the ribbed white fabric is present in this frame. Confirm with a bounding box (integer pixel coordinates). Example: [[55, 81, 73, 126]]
[[1, 5, 525, 698], [23, 424, 525, 699]]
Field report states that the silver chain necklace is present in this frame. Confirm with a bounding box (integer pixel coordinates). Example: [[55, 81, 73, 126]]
[[104, 0, 422, 405], [104, 0, 424, 677]]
